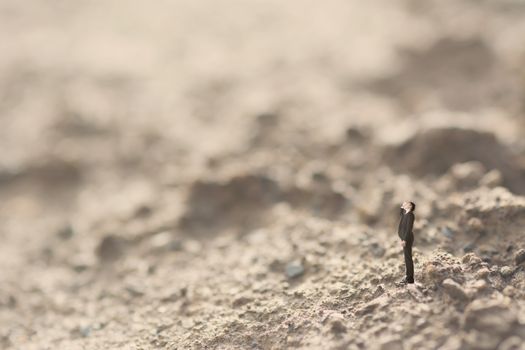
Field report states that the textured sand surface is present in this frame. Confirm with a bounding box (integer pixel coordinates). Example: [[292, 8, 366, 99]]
[[1, 1, 525, 349]]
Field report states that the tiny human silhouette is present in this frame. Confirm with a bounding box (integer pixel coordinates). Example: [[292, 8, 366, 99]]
[[398, 201, 415, 284]]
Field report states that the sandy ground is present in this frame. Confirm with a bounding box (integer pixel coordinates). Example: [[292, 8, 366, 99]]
[[2, 0, 525, 349]]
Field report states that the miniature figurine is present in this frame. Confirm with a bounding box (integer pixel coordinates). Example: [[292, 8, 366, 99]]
[[398, 201, 415, 284]]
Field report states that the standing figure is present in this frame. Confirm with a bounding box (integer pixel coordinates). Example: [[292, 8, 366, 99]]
[[398, 201, 415, 284]]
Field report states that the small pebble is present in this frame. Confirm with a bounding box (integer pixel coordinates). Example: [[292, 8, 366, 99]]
[[462, 253, 476, 264], [500, 266, 514, 278], [79, 326, 91, 337], [355, 295, 388, 315], [323, 312, 347, 334], [479, 169, 502, 188], [232, 296, 252, 308], [503, 286, 516, 297], [369, 242, 385, 258], [134, 204, 152, 218], [345, 126, 366, 142], [441, 227, 454, 238], [463, 242, 476, 253], [0, 294, 17, 308], [475, 267, 490, 279], [96, 235, 126, 262], [285, 261, 305, 279], [57, 224, 74, 240], [514, 249, 525, 265], [125, 285, 145, 298], [442, 279, 468, 301], [463, 300, 517, 335], [467, 217, 483, 231], [150, 231, 182, 251], [471, 279, 488, 292]]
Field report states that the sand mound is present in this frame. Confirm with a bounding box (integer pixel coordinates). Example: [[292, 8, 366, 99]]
[[179, 172, 349, 236], [383, 127, 525, 193]]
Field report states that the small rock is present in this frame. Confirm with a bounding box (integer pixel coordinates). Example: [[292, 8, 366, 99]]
[[323, 312, 347, 334], [463, 299, 517, 335], [285, 261, 305, 279], [500, 266, 514, 278], [72, 263, 90, 273], [0, 294, 16, 308], [155, 323, 173, 335], [422, 263, 439, 283], [479, 169, 503, 188], [463, 242, 476, 253], [467, 217, 484, 232], [481, 255, 492, 263], [57, 224, 74, 240], [450, 161, 485, 182], [134, 204, 152, 218], [79, 326, 91, 337], [96, 235, 126, 262], [256, 112, 278, 126], [150, 231, 172, 249], [514, 249, 525, 266], [345, 126, 366, 141], [442, 279, 469, 301], [125, 285, 145, 298], [160, 287, 187, 303], [355, 295, 388, 315], [71, 325, 92, 338], [462, 253, 476, 264], [70, 253, 95, 273], [372, 285, 385, 298], [150, 231, 182, 251], [490, 265, 500, 273], [232, 296, 252, 308], [503, 286, 516, 297], [369, 242, 385, 258], [8, 295, 16, 308], [475, 267, 490, 279], [311, 170, 328, 183], [462, 252, 485, 267], [441, 227, 454, 238], [471, 279, 488, 293]]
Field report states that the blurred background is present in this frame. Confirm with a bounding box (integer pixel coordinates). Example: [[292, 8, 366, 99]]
[[2, 0, 525, 349]]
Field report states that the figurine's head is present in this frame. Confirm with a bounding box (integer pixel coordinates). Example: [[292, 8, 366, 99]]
[[401, 201, 416, 212]]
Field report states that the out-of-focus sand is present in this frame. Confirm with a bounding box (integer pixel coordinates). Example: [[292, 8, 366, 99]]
[[1, 1, 525, 349]]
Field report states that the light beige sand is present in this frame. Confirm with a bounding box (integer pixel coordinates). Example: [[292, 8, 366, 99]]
[[1, 1, 525, 349]]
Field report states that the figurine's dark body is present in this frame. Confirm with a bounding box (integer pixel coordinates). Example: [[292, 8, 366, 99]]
[[398, 208, 415, 283]]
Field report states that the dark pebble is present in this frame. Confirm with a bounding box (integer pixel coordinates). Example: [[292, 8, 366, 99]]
[[463, 242, 475, 253], [345, 126, 366, 142], [441, 227, 454, 238], [370, 242, 385, 258], [96, 235, 126, 262], [57, 224, 74, 240]]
